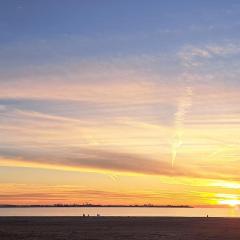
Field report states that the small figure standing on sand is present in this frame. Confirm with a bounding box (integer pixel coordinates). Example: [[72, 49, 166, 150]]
[[206, 214, 209, 218]]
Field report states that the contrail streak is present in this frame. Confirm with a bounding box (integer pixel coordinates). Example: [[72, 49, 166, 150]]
[[172, 85, 193, 167]]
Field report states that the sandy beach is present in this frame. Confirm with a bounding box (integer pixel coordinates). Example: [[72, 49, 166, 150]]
[[0, 217, 240, 240]]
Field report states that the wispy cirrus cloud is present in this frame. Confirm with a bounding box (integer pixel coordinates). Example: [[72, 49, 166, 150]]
[[1, 40, 240, 205], [1, 183, 174, 204], [178, 42, 240, 68]]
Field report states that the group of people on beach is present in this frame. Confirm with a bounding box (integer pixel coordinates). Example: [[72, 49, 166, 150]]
[[82, 213, 100, 217]]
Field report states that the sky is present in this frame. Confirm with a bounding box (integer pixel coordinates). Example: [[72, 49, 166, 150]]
[[1, 0, 240, 207]]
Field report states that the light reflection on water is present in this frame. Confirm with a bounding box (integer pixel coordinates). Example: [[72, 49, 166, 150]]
[[0, 207, 240, 217]]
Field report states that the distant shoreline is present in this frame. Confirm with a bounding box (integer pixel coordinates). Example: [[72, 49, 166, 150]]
[[0, 204, 193, 208]]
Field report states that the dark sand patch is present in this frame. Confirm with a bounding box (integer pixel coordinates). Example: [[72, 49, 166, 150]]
[[0, 217, 239, 240]]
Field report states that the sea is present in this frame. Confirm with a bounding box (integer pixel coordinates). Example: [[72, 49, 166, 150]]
[[0, 207, 240, 217]]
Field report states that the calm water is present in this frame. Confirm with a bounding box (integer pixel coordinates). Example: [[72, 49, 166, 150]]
[[0, 207, 240, 217]]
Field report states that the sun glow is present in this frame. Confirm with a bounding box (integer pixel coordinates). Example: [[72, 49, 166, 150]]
[[219, 199, 240, 207], [211, 181, 240, 189]]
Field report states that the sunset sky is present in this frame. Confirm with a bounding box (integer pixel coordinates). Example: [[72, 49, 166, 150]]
[[1, 0, 240, 206]]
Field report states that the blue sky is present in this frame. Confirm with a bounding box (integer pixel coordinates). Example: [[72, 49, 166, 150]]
[[1, 0, 240, 67]]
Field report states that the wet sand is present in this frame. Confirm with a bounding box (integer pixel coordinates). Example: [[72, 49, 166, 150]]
[[0, 217, 240, 240]]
